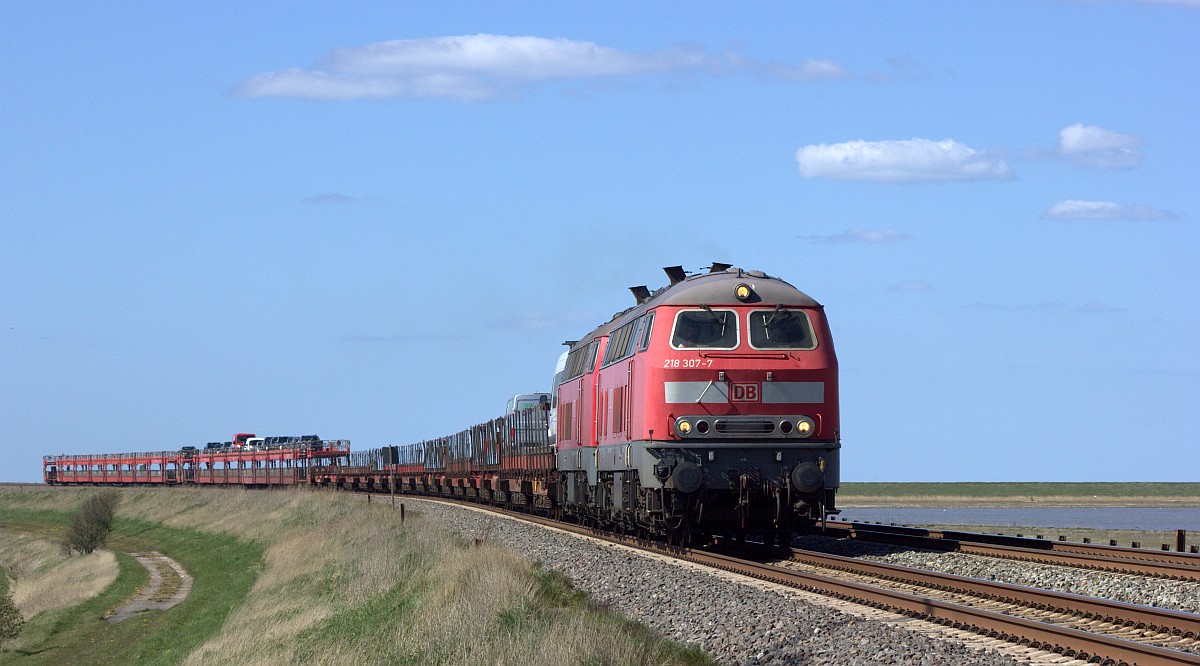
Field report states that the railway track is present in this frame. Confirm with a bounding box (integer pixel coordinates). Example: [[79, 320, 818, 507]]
[[761, 545, 1199, 651], [696, 547, 1200, 666], [819, 522, 1200, 581], [361, 492, 1200, 665]]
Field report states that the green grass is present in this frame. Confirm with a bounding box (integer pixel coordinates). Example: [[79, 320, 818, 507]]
[[0, 509, 262, 666], [291, 569, 427, 664]]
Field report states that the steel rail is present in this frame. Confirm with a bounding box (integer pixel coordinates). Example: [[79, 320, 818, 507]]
[[773, 546, 1200, 639], [682, 547, 1200, 666], [370, 493, 1200, 666]]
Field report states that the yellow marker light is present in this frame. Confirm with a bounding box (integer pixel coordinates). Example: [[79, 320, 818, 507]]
[[797, 420, 811, 433], [677, 420, 692, 434], [735, 284, 752, 301]]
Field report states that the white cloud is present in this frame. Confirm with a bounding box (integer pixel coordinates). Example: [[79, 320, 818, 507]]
[[234, 34, 848, 101], [1058, 124, 1143, 168], [764, 59, 850, 81], [795, 138, 1013, 182], [1041, 199, 1177, 220], [806, 228, 912, 244]]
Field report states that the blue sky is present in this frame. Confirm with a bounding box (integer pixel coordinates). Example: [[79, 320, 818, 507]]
[[2, 2, 1197, 483]]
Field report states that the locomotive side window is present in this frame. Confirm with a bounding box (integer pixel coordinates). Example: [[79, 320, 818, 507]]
[[748, 307, 818, 350], [671, 309, 738, 349], [602, 320, 636, 366], [562, 344, 591, 381], [638, 312, 655, 352], [603, 315, 649, 366], [584, 340, 599, 374]]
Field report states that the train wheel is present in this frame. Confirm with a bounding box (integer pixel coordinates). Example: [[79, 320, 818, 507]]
[[666, 524, 691, 548], [774, 528, 793, 548]]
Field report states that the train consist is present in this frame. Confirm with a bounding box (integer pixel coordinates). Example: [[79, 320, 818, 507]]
[[44, 264, 842, 544]]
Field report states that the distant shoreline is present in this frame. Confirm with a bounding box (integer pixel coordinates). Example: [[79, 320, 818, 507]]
[[838, 482, 1200, 508]]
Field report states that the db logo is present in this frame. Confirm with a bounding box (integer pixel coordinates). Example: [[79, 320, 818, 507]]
[[730, 382, 760, 402]]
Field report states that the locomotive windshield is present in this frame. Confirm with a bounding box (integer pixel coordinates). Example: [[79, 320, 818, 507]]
[[671, 309, 738, 349], [748, 307, 817, 350]]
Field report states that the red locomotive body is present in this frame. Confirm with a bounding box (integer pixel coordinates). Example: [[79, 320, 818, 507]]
[[556, 265, 840, 542]]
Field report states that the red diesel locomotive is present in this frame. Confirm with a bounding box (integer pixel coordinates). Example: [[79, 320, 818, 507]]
[[553, 264, 840, 543]]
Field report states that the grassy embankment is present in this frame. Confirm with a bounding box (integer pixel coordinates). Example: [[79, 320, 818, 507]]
[[0, 486, 710, 665]]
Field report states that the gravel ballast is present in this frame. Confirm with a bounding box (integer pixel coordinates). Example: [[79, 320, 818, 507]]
[[410, 500, 1030, 665], [791, 535, 1200, 614]]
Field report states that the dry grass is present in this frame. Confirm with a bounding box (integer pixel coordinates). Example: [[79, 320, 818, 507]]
[[2, 487, 706, 664], [0, 529, 118, 620]]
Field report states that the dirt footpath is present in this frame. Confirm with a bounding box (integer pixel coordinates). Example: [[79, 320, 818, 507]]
[[106, 551, 192, 623]]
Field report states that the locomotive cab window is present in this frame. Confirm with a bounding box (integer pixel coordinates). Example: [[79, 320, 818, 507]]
[[748, 307, 817, 350], [671, 309, 738, 349]]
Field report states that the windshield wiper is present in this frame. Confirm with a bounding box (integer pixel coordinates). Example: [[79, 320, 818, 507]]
[[700, 304, 726, 338], [764, 304, 789, 327], [700, 304, 722, 323]]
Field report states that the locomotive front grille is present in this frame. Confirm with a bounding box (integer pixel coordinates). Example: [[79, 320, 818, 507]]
[[675, 414, 818, 439], [715, 419, 775, 434]]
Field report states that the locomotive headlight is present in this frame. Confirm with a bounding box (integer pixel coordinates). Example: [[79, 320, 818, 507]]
[[735, 284, 752, 301], [795, 416, 815, 438], [677, 420, 692, 435]]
